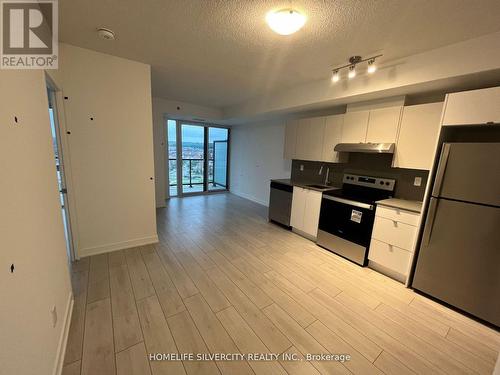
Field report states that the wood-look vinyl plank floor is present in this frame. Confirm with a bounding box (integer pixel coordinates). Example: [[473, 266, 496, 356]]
[[64, 193, 499, 375]]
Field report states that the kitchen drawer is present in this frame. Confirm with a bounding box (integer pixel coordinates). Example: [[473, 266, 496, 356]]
[[368, 239, 411, 275], [375, 205, 420, 226], [372, 216, 417, 251]]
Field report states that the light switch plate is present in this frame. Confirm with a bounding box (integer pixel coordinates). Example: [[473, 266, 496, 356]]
[[414, 177, 422, 186], [300, 164, 304, 171]]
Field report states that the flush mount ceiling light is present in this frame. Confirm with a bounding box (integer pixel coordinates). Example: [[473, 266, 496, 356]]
[[266, 9, 306, 35], [331, 54, 382, 83], [97, 27, 115, 40]]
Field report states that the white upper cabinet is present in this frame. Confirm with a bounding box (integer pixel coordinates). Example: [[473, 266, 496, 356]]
[[365, 107, 402, 143], [321, 114, 344, 162], [295, 117, 325, 161], [442, 87, 500, 126], [341, 111, 369, 143], [294, 118, 310, 160], [393, 102, 443, 170], [341, 106, 402, 144], [283, 119, 298, 159]]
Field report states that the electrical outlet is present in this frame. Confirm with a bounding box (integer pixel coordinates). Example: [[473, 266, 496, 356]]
[[414, 177, 422, 187], [51, 305, 57, 327], [300, 164, 304, 171]]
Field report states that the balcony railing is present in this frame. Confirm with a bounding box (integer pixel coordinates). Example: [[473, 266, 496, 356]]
[[168, 158, 226, 188]]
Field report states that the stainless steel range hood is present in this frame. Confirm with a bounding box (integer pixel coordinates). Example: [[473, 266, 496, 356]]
[[334, 143, 395, 153]]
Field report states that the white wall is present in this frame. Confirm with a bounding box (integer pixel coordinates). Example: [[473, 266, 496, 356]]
[[224, 31, 500, 120], [56, 44, 157, 257], [152, 97, 223, 206], [0, 70, 73, 375], [230, 120, 291, 206]]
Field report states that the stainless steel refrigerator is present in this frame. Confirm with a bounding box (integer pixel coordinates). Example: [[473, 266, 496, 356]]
[[413, 142, 500, 327]]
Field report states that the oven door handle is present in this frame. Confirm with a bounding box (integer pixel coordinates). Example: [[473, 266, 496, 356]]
[[323, 195, 374, 210]]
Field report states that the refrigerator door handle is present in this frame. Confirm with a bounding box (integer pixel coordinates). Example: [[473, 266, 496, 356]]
[[432, 143, 451, 197], [423, 197, 439, 245]]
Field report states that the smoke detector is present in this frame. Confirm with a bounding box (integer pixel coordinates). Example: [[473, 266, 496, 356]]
[[97, 28, 115, 40]]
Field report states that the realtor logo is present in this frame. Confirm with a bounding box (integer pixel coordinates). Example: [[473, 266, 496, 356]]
[[1, 0, 58, 69]]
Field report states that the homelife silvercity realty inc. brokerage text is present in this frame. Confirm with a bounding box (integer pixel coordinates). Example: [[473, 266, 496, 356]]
[[149, 352, 352, 362]]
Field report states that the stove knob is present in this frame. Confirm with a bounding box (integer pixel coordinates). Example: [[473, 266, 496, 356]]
[[380, 181, 384, 185], [385, 182, 390, 185]]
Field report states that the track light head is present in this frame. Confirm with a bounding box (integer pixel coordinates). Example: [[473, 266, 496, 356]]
[[348, 65, 356, 79], [331, 70, 340, 82], [367, 59, 377, 74]]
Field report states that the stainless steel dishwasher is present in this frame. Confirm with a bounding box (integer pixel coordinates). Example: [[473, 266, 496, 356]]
[[268, 181, 293, 227]]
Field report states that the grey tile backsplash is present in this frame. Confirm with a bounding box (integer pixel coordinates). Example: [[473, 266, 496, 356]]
[[291, 153, 429, 201]]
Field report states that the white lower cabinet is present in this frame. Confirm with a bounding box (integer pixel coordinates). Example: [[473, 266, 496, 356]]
[[302, 190, 322, 238], [371, 217, 417, 251], [290, 187, 322, 239], [290, 187, 307, 229], [368, 239, 411, 276], [368, 205, 420, 283]]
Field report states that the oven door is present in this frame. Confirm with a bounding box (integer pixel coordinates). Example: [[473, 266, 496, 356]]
[[317, 196, 375, 265]]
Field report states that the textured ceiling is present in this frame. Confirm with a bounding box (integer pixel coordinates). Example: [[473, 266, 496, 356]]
[[59, 0, 500, 108]]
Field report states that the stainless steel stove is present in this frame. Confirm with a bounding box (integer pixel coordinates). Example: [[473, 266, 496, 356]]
[[316, 174, 396, 266]]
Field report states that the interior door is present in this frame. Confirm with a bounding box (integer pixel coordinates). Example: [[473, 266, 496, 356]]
[[413, 197, 500, 326]]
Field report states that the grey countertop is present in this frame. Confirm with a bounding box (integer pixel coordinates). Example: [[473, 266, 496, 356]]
[[271, 179, 340, 192], [376, 198, 423, 213]]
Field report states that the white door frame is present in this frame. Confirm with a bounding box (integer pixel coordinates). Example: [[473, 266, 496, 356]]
[[45, 73, 79, 261]]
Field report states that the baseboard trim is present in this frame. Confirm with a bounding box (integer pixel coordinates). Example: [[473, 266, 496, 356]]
[[230, 190, 268, 207], [78, 235, 159, 257], [53, 292, 74, 375], [156, 201, 166, 208]]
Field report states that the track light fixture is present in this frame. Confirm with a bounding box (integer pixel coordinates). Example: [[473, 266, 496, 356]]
[[331, 54, 382, 83]]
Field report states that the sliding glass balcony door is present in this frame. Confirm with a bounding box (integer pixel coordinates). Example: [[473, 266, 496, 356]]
[[208, 127, 228, 191], [167, 120, 178, 197], [181, 124, 205, 194], [166, 119, 229, 197]]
